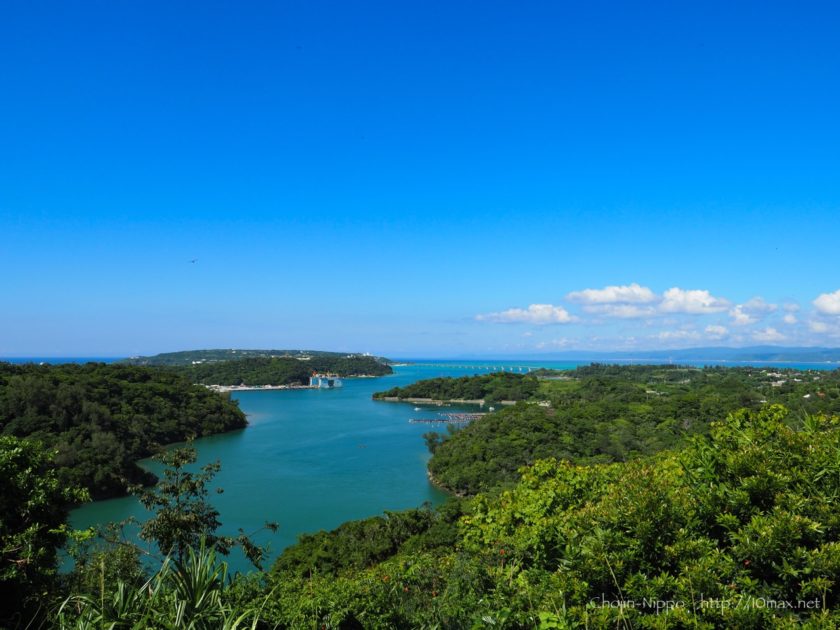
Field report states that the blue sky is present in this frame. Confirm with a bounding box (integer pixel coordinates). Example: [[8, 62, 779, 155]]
[[2, 1, 840, 357]]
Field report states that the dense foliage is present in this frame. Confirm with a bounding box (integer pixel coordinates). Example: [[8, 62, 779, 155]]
[[427, 403, 620, 495], [272, 500, 465, 579], [420, 365, 840, 494], [0, 362, 247, 499], [174, 355, 392, 386], [455, 405, 840, 627], [374, 372, 540, 403], [0, 437, 87, 627], [224, 405, 840, 628], [8, 363, 840, 628], [58, 545, 268, 629], [122, 348, 392, 367], [34, 403, 840, 628]]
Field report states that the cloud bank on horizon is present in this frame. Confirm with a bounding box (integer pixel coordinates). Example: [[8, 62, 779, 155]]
[[476, 284, 840, 351]]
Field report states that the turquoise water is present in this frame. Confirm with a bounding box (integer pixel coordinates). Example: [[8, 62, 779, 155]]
[[69, 362, 571, 572], [68, 360, 836, 573]]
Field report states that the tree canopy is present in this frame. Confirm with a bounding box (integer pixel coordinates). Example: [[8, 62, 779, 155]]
[[7, 362, 840, 627], [0, 436, 86, 626], [245, 405, 840, 628], [374, 371, 539, 403], [0, 362, 247, 499], [173, 355, 392, 386], [413, 364, 840, 494]]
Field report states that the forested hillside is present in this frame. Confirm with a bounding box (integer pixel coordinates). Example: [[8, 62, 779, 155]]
[[374, 371, 539, 402], [173, 355, 392, 386], [0, 362, 246, 499], [5, 370, 840, 627], [404, 364, 840, 494], [249, 405, 840, 627], [122, 349, 391, 367]]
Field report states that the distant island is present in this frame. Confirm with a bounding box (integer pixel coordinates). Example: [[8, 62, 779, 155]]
[[119, 350, 394, 388], [121, 348, 392, 367], [171, 356, 392, 387]]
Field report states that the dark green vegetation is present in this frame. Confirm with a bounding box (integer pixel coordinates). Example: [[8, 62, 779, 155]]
[[53, 404, 833, 628], [5, 364, 840, 627], [58, 545, 264, 629], [404, 364, 840, 494], [272, 500, 466, 579], [1, 436, 87, 625], [0, 362, 246, 499], [174, 355, 392, 386], [122, 348, 391, 367], [220, 404, 839, 628], [374, 371, 539, 403]]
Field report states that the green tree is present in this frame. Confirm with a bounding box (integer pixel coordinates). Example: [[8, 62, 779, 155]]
[[0, 361, 247, 500], [0, 436, 87, 626], [422, 431, 444, 454], [134, 445, 276, 569]]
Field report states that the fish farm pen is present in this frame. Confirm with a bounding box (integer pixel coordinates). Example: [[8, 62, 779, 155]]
[[408, 412, 485, 425]]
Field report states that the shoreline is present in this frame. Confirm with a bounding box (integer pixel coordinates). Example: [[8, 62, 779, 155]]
[[374, 396, 518, 406], [427, 469, 465, 497], [206, 384, 318, 393], [206, 373, 387, 393]]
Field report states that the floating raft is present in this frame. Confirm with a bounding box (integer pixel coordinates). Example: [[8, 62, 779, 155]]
[[409, 412, 486, 425]]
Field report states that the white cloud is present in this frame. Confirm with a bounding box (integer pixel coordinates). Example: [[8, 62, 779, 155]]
[[569, 285, 731, 318], [655, 330, 701, 342], [810, 320, 829, 333], [729, 297, 776, 326], [814, 289, 840, 315], [566, 283, 656, 304], [475, 287, 812, 349], [705, 324, 729, 339], [659, 288, 730, 314], [729, 306, 757, 326], [535, 338, 571, 349], [582, 304, 658, 319], [752, 327, 785, 342], [741, 297, 777, 313], [476, 304, 575, 325]]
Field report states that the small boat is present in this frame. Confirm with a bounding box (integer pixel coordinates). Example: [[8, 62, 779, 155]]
[[414, 407, 422, 411]]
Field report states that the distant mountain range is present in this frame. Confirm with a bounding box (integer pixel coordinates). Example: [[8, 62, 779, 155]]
[[505, 346, 840, 363], [121, 349, 392, 367]]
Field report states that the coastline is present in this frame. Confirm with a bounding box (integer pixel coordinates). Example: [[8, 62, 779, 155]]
[[206, 384, 318, 393], [426, 469, 465, 497], [374, 396, 518, 406], [206, 373, 387, 393]]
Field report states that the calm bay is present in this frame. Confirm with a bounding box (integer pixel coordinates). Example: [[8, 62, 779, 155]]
[[68, 359, 835, 572]]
